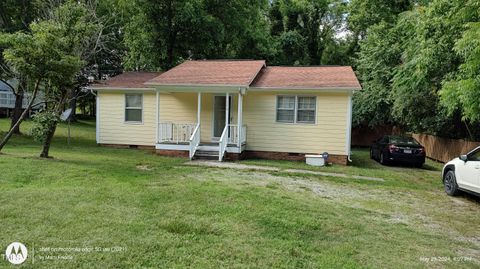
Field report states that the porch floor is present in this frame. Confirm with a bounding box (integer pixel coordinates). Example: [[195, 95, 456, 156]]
[[157, 141, 243, 147]]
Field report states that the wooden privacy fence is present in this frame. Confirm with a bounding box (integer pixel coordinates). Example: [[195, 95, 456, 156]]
[[412, 134, 480, 163], [352, 125, 403, 147]]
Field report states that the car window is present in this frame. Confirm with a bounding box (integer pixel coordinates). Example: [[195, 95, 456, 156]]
[[388, 136, 419, 145], [469, 150, 480, 161]]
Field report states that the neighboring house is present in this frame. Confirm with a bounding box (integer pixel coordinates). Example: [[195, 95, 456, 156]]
[[89, 60, 361, 164], [0, 80, 44, 117]]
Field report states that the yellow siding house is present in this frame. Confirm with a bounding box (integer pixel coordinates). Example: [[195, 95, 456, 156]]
[[90, 60, 361, 164]]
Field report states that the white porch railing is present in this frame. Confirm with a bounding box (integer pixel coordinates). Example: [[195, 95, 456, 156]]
[[227, 124, 247, 145], [158, 122, 196, 144], [189, 123, 201, 159], [218, 125, 229, 161]]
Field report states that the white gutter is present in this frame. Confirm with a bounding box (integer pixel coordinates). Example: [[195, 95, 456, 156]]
[[88, 87, 156, 92], [146, 84, 247, 93], [249, 87, 361, 93]]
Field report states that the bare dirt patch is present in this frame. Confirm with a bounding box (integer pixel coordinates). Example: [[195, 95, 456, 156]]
[[136, 164, 153, 171], [191, 166, 480, 262]]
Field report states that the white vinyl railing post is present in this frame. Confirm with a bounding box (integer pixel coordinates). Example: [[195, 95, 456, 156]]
[[155, 90, 159, 143], [225, 92, 230, 129], [218, 125, 228, 161], [158, 122, 195, 144], [237, 92, 243, 148], [189, 123, 201, 160], [197, 92, 202, 124]]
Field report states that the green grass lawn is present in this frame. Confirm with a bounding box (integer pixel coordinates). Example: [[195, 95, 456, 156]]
[[0, 119, 479, 268]]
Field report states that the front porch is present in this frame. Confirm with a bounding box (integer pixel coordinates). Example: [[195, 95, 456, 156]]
[[154, 92, 246, 161]]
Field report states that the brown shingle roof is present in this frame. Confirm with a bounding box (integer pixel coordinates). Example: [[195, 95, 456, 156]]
[[91, 72, 163, 89], [251, 66, 361, 89], [146, 60, 266, 86], [90, 63, 361, 91]]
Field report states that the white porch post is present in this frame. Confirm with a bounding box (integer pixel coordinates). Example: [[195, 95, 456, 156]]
[[155, 90, 160, 143], [197, 92, 202, 124], [225, 93, 230, 127], [237, 92, 243, 148]]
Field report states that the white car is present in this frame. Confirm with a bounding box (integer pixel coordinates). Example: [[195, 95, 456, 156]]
[[442, 146, 480, 196]]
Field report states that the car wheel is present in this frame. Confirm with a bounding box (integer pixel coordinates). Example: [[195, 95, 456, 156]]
[[443, 170, 459, 196], [380, 152, 387, 165]]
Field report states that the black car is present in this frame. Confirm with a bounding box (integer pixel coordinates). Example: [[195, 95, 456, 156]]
[[370, 135, 426, 167]]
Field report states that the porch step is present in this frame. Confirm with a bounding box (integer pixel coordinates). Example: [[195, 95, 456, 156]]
[[194, 150, 220, 160], [197, 144, 220, 151]]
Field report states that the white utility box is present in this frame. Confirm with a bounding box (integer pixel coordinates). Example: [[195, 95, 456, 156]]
[[305, 155, 325, 166]]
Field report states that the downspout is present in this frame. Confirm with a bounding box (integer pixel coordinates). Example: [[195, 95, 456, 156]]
[[346, 93, 353, 163]]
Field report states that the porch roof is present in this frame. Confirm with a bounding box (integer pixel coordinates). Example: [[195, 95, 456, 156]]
[[145, 60, 266, 87]]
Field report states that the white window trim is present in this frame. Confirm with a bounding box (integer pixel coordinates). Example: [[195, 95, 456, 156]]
[[296, 95, 317, 124], [124, 93, 144, 124], [276, 95, 317, 125], [276, 95, 296, 123]]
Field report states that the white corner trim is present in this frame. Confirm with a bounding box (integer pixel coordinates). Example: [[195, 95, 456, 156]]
[[96, 95, 100, 143], [346, 94, 353, 159]]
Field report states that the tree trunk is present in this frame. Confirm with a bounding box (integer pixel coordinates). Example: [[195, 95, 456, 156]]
[[0, 79, 41, 152], [68, 88, 77, 122], [90, 98, 95, 116], [165, 0, 176, 68], [39, 91, 68, 158], [10, 80, 26, 134], [39, 121, 58, 158]]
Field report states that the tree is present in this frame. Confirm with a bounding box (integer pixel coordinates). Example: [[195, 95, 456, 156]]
[[121, 0, 272, 70], [440, 1, 480, 125], [390, 0, 467, 135], [352, 21, 403, 127], [0, 19, 82, 152], [351, 0, 480, 139], [0, 0, 47, 134], [347, 0, 412, 39], [35, 1, 102, 158], [351, 2, 417, 128], [268, 0, 348, 66], [67, 0, 125, 121]]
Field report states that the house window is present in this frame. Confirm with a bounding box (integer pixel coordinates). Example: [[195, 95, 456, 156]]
[[125, 94, 142, 122], [276, 95, 316, 124], [297, 96, 316, 123], [276, 96, 295, 123]]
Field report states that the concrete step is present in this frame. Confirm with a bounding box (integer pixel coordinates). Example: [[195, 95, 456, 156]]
[[195, 150, 218, 156], [197, 145, 220, 151], [194, 150, 219, 161]]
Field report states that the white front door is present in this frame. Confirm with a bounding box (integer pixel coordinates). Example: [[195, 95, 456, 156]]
[[213, 95, 232, 139]]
